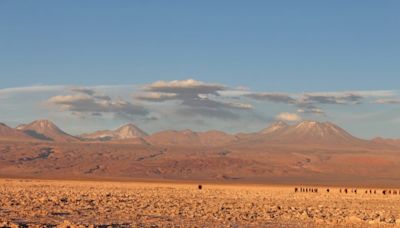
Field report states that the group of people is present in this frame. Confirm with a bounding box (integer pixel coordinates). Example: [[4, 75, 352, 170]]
[[294, 187, 399, 195], [339, 188, 358, 194], [381, 189, 398, 195], [339, 188, 399, 195], [295, 187, 320, 193]]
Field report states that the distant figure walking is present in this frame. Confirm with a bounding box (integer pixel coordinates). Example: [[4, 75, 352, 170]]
[[344, 189, 348, 194], [383, 190, 386, 195], [198, 185, 202, 190], [326, 189, 330, 193]]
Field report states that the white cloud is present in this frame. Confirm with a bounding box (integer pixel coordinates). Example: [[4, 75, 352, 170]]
[[0, 85, 65, 94], [297, 108, 324, 115], [302, 90, 396, 98], [0, 85, 66, 100], [276, 112, 301, 122], [374, 99, 400, 104], [144, 79, 226, 96], [147, 79, 224, 89]]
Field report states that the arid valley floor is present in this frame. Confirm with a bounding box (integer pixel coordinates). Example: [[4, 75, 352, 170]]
[[1, 179, 400, 227]]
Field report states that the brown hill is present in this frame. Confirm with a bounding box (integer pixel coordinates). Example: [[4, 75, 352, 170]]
[[372, 137, 400, 148], [17, 120, 78, 142], [80, 123, 148, 141], [145, 130, 237, 146], [197, 130, 238, 146], [0, 123, 35, 141], [235, 121, 289, 140]]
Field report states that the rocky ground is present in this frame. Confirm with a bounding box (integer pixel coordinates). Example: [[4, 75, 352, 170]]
[[0, 179, 400, 227]]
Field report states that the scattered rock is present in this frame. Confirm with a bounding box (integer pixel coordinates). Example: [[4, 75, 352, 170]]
[[0, 179, 399, 227], [347, 215, 361, 223]]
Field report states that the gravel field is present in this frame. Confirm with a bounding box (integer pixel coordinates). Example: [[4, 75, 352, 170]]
[[1, 179, 400, 227]]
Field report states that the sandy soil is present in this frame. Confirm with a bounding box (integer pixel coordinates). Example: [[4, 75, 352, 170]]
[[1, 179, 400, 227]]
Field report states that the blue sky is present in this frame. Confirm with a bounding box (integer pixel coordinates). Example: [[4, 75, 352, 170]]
[[1, 1, 400, 138]]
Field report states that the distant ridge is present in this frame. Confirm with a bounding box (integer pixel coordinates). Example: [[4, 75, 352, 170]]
[[145, 129, 237, 146], [372, 137, 400, 148], [0, 119, 390, 148]]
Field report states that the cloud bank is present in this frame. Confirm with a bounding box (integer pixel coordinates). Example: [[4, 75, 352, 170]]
[[276, 112, 301, 122], [137, 79, 253, 120], [47, 87, 149, 119], [1, 81, 399, 136]]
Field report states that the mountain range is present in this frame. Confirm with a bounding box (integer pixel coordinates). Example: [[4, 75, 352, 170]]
[[0, 119, 399, 148], [1, 119, 400, 186]]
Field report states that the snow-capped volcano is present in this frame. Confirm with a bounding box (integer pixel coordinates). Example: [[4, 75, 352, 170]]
[[80, 123, 148, 141]]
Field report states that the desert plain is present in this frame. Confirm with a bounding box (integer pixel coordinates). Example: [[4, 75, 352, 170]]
[[1, 178, 400, 227]]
